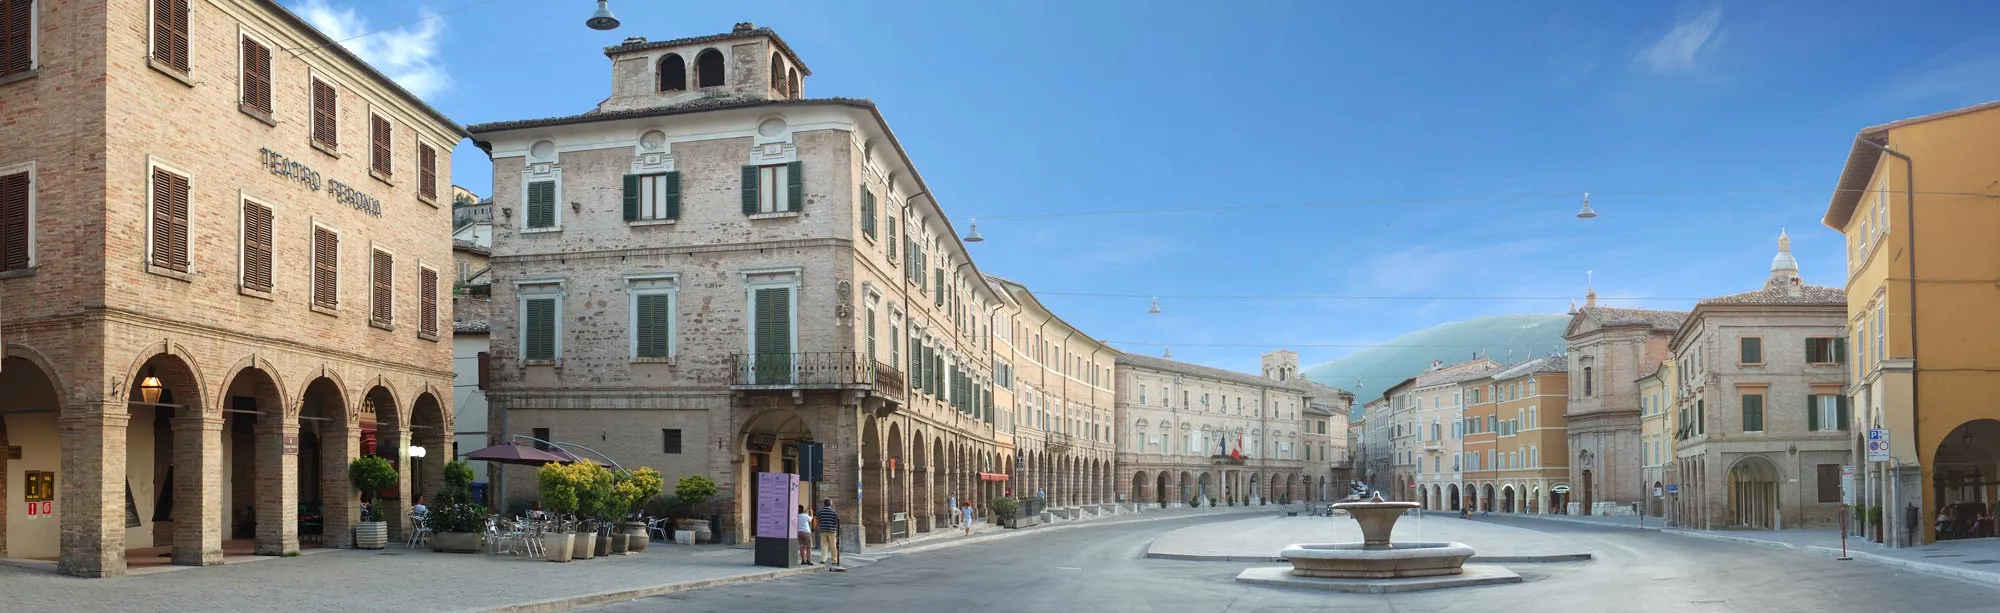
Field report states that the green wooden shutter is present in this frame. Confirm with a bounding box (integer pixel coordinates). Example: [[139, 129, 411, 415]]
[[1807, 395, 1820, 432], [664, 172, 682, 219], [741, 165, 760, 214], [524, 298, 555, 360], [862, 188, 876, 238], [887, 217, 898, 259], [753, 287, 792, 383], [934, 269, 945, 307], [866, 312, 877, 364], [908, 334, 919, 376], [786, 161, 803, 212], [622, 174, 640, 221], [527, 181, 555, 229], [1837, 395, 1850, 430], [1834, 337, 1847, 364], [636, 294, 671, 357]]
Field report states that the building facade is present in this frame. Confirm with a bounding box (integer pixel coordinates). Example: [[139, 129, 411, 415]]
[[1822, 100, 2000, 546], [1115, 352, 1312, 507], [1302, 379, 1355, 499], [468, 23, 1030, 549], [1358, 397, 1392, 494], [991, 276, 1118, 515], [1491, 356, 1571, 514], [1638, 359, 1676, 518], [1459, 374, 1495, 511], [1671, 233, 1849, 530], [0, 0, 464, 576], [1563, 294, 1685, 515], [451, 237, 492, 489], [1384, 377, 1418, 501]]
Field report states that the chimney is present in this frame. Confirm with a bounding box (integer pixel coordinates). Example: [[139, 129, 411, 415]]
[[733, 22, 756, 33], [621, 36, 647, 45]]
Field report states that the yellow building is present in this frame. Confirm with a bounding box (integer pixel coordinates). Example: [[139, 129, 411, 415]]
[[1491, 357, 1572, 514], [1638, 359, 1676, 518], [1822, 100, 2000, 547]]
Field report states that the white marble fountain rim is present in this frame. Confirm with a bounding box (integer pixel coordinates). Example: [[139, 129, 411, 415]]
[[1281, 542, 1476, 560]]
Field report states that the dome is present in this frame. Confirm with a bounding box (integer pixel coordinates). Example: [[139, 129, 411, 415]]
[[1302, 313, 1572, 418]]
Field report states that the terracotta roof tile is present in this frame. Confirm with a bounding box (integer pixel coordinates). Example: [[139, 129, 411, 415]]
[[1698, 284, 1846, 306]]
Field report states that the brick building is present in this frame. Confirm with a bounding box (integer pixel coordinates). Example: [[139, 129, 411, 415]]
[[467, 23, 1046, 549], [1114, 351, 1315, 507], [0, 0, 465, 576], [1563, 291, 1686, 514], [989, 276, 1118, 515]]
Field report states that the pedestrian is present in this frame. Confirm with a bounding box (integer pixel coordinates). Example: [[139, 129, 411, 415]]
[[816, 498, 841, 566], [948, 495, 958, 527], [797, 504, 813, 564], [962, 502, 975, 536]]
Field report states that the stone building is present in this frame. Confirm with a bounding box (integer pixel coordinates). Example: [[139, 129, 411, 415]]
[[1490, 356, 1570, 514], [1638, 358, 1677, 518], [450, 236, 492, 486], [989, 276, 1119, 515], [1459, 373, 1496, 511], [1672, 232, 1848, 530], [1563, 292, 1685, 514], [1410, 360, 1499, 511], [1384, 376, 1419, 501], [467, 23, 1037, 549], [1356, 396, 1392, 493], [1301, 378, 1355, 500], [1115, 352, 1312, 507], [0, 0, 464, 576]]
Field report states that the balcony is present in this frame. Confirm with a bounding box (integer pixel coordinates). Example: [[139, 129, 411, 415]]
[[873, 361, 906, 401], [729, 352, 875, 390], [1423, 440, 1442, 451], [1046, 432, 1074, 454]]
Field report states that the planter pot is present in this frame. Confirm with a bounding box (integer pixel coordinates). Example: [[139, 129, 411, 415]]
[[430, 532, 485, 553], [684, 519, 713, 544], [572, 533, 595, 559], [621, 522, 650, 552], [597, 535, 612, 557], [353, 521, 388, 550], [611, 532, 631, 554], [542, 533, 575, 563], [674, 529, 695, 545]]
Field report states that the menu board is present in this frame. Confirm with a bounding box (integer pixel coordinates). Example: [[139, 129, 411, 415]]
[[755, 472, 799, 539]]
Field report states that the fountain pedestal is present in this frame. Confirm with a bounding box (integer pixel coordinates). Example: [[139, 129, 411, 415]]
[[1281, 496, 1472, 578]]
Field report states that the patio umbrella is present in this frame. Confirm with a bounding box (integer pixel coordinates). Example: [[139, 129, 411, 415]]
[[461, 442, 574, 466]]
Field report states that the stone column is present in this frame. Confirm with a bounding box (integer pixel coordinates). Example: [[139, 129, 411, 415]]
[[171, 414, 224, 566], [254, 415, 299, 555], [59, 404, 130, 578], [322, 423, 360, 548]]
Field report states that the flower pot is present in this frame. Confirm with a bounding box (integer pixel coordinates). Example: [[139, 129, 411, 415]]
[[431, 532, 485, 553], [621, 521, 650, 552], [572, 532, 595, 559], [674, 529, 695, 545], [611, 532, 630, 554], [684, 519, 712, 544], [542, 533, 575, 563], [597, 534, 612, 556], [353, 521, 388, 550]]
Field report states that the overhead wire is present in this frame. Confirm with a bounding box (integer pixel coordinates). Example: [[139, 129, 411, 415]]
[[284, 0, 509, 56], [954, 187, 2000, 221]]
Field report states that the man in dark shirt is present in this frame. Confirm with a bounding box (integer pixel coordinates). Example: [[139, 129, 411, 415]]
[[815, 498, 840, 566]]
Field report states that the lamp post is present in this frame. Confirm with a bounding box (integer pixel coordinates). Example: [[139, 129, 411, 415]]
[[139, 368, 164, 404], [585, 0, 620, 31]]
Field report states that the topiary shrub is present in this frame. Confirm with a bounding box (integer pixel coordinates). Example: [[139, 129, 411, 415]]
[[990, 496, 1020, 522], [348, 455, 398, 522]]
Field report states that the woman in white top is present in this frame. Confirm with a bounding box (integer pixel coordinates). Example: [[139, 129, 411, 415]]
[[797, 505, 814, 563]]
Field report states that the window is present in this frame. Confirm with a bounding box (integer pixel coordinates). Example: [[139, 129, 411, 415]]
[[311, 225, 338, 308], [531, 428, 551, 451], [525, 180, 556, 229], [1874, 304, 1885, 367], [149, 165, 191, 274], [1583, 367, 1593, 396], [520, 285, 561, 361], [370, 249, 393, 326], [1139, 385, 1147, 405], [624, 173, 681, 221], [418, 142, 439, 201], [749, 284, 796, 382], [0, 0, 34, 78], [1741, 393, 1764, 432], [1740, 337, 1763, 365], [1816, 464, 1841, 503], [418, 266, 439, 339], [240, 35, 272, 115], [1696, 399, 1705, 435], [658, 53, 685, 91], [1528, 379, 1536, 395], [1809, 394, 1847, 432], [742, 162, 802, 214], [1806, 337, 1843, 364], [0, 163, 33, 272], [694, 48, 725, 87], [861, 186, 877, 238], [151, 0, 189, 73], [311, 78, 338, 149], [662, 429, 683, 454], [240, 200, 273, 292], [885, 213, 898, 261], [370, 115, 393, 177]]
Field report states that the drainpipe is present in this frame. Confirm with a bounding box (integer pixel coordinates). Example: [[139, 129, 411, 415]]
[[1860, 139, 1916, 545]]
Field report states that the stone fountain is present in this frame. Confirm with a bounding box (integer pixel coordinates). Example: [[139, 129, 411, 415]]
[[1279, 492, 1473, 578]]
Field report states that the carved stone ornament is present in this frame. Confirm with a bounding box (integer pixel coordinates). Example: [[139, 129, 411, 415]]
[[836, 304, 853, 319]]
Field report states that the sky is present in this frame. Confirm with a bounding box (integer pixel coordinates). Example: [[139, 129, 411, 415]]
[[294, 0, 2000, 377]]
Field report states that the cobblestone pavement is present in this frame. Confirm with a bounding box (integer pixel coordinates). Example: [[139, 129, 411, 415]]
[[1147, 512, 1594, 561]]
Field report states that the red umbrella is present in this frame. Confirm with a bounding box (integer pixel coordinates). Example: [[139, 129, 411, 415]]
[[462, 442, 574, 466]]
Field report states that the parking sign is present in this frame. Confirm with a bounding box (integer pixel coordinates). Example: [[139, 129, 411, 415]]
[[1866, 428, 1890, 462]]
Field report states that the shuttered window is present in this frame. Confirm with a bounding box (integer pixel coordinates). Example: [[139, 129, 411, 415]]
[[522, 297, 557, 360], [750, 287, 793, 384], [418, 267, 439, 338], [312, 226, 338, 308], [311, 79, 338, 148], [634, 293, 672, 358], [370, 115, 392, 177], [746, 162, 803, 214], [525, 180, 555, 229], [240, 36, 272, 114], [1741, 393, 1764, 432], [623, 173, 680, 221], [149, 167, 190, 273], [241, 201, 273, 291], [1816, 464, 1840, 503], [861, 187, 876, 238], [370, 249, 393, 325], [0, 170, 29, 272], [151, 0, 189, 73], [418, 142, 438, 201], [885, 214, 898, 261], [662, 429, 683, 454], [2, 0, 37, 77]]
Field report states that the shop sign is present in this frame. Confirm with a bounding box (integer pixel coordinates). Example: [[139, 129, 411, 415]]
[[259, 148, 384, 216]]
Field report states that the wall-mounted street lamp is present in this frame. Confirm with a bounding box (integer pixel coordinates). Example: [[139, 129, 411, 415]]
[[586, 0, 621, 31], [139, 367, 164, 404], [409, 445, 429, 458]]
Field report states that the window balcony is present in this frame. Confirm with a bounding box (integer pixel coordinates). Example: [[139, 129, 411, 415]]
[[730, 352, 875, 390], [1046, 432, 1074, 454]]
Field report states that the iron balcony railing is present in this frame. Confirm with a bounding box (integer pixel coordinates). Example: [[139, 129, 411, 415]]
[[730, 352, 875, 388], [1045, 432, 1074, 454], [873, 361, 906, 400]]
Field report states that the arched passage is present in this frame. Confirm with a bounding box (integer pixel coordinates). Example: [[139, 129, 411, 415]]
[[886, 422, 905, 540], [658, 54, 686, 91], [932, 438, 946, 527], [1482, 483, 1496, 512], [861, 419, 886, 544], [0, 353, 63, 563], [1155, 472, 1169, 507], [1448, 484, 1461, 511], [360, 385, 405, 542], [911, 431, 931, 533], [218, 364, 293, 555], [1728, 455, 1781, 529], [1934, 419, 2000, 541], [409, 392, 448, 508], [1467, 483, 1480, 513], [1502, 485, 1517, 513], [736, 409, 815, 545], [127, 351, 214, 566], [298, 376, 355, 548]]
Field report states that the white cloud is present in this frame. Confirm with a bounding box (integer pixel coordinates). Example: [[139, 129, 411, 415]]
[[1635, 6, 1723, 74], [295, 0, 451, 98]]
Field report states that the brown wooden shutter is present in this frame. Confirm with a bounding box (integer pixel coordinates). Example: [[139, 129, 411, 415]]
[[370, 115, 392, 176], [419, 267, 438, 337], [476, 351, 491, 390], [241, 37, 272, 114], [418, 143, 438, 200], [150, 168, 189, 273], [1, 0, 33, 77], [0, 172, 27, 271], [312, 80, 338, 147], [371, 249, 392, 324], [242, 201, 273, 291], [313, 227, 338, 307], [153, 0, 189, 72]]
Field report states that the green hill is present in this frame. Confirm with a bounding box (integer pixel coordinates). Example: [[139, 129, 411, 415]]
[[1303, 313, 1571, 418]]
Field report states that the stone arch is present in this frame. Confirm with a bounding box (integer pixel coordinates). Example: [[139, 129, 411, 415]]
[[787, 67, 800, 97], [658, 53, 686, 91], [861, 418, 886, 543], [214, 355, 290, 418], [911, 430, 931, 533], [408, 391, 449, 509], [769, 51, 785, 93], [886, 421, 906, 539], [1448, 483, 1462, 511], [216, 362, 293, 555], [932, 437, 946, 526], [3, 342, 68, 409], [127, 350, 214, 565], [695, 48, 726, 87], [1727, 454, 1782, 529], [124, 342, 209, 414], [296, 376, 354, 547], [1, 351, 64, 566], [1501, 484, 1518, 513]]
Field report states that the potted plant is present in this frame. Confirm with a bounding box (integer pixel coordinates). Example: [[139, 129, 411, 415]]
[[674, 475, 718, 544], [990, 496, 1020, 529], [428, 460, 488, 553], [1868, 505, 1884, 543], [348, 455, 398, 549], [615, 468, 664, 552], [536, 462, 590, 562], [563, 461, 614, 557]]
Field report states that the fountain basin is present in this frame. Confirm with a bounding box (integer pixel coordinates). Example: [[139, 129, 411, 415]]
[[1281, 542, 1475, 578]]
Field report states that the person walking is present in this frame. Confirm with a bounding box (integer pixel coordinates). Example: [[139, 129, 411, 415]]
[[961, 502, 975, 536], [815, 499, 841, 567], [948, 495, 959, 527], [796, 505, 813, 564]]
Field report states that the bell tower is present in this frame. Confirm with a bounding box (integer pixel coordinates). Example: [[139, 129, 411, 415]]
[[1262, 349, 1299, 382], [596, 22, 813, 113]]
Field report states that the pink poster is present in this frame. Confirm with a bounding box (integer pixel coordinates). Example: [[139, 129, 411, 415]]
[[756, 472, 799, 539]]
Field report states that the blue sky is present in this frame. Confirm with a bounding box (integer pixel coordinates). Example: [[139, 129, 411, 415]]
[[297, 0, 2000, 376]]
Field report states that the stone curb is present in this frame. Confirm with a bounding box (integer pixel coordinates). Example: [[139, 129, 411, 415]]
[[869, 507, 1273, 558], [1657, 529, 2000, 586], [1500, 514, 1663, 531], [463, 564, 826, 613], [1147, 552, 1591, 564]]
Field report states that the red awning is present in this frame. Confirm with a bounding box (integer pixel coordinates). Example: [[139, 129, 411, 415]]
[[978, 472, 1009, 482]]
